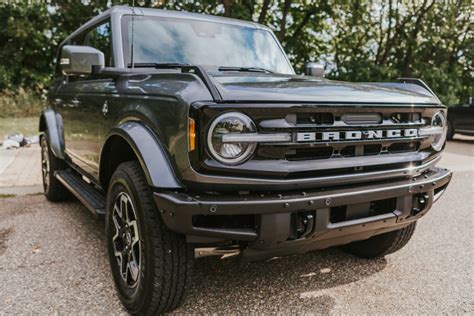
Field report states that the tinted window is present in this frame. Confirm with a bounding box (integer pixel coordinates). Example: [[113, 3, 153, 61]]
[[121, 16, 293, 74]]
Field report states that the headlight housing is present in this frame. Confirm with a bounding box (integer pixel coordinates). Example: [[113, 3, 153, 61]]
[[207, 112, 257, 165], [431, 111, 448, 151]]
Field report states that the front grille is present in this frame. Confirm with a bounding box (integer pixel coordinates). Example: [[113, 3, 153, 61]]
[[280, 141, 421, 160], [388, 142, 420, 154], [296, 112, 334, 125], [285, 147, 333, 161], [256, 110, 430, 161], [193, 104, 443, 181]]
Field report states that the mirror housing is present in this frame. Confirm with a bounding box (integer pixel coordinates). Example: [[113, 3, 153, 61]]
[[60, 45, 104, 75], [304, 62, 325, 77]]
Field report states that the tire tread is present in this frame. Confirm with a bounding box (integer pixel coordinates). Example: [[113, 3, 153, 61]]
[[41, 134, 69, 202], [109, 161, 192, 315], [342, 222, 416, 259]]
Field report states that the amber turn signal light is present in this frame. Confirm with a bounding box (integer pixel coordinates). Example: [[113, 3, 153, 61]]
[[188, 118, 196, 152]]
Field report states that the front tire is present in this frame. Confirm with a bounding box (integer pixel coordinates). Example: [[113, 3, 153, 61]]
[[341, 222, 416, 259], [106, 161, 193, 315]]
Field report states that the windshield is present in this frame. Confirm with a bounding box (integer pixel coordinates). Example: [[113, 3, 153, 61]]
[[121, 15, 294, 74]]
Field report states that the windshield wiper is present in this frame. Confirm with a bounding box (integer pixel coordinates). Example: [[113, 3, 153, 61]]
[[218, 66, 274, 74], [127, 62, 191, 69]]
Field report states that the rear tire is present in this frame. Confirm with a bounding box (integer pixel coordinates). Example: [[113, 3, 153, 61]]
[[106, 161, 193, 315], [40, 133, 69, 201], [341, 222, 416, 259]]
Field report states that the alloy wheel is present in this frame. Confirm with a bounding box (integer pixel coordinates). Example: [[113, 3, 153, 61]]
[[41, 137, 50, 191], [112, 192, 142, 287]]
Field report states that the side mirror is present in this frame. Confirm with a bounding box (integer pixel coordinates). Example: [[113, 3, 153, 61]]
[[60, 45, 104, 75], [469, 97, 474, 107], [304, 62, 325, 77]]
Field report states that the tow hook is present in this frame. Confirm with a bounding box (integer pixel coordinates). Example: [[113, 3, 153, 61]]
[[412, 193, 430, 215], [291, 212, 315, 240]]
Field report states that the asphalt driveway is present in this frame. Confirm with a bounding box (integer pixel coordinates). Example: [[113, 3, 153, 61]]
[[0, 139, 472, 314]]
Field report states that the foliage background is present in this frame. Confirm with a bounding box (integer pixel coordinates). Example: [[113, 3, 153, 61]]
[[0, 0, 472, 107]]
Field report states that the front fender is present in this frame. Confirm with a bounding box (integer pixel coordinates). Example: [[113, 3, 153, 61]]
[[39, 108, 65, 159], [101, 121, 182, 189]]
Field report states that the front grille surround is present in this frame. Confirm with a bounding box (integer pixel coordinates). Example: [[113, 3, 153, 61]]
[[189, 103, 445, 181]]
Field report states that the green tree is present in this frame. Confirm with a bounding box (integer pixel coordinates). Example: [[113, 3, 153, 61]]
[[0, 0, 472, 105], [0, 3, 53, 91]]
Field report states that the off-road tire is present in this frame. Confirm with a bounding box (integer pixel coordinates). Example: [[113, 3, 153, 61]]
[[447, 120, 454, 140], [341, 222, 416, 259], [40, 134, 69, 201], [106, 161, 193, 315]]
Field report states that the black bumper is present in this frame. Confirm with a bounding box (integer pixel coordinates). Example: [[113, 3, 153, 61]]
[[154, 167, 451, 259]]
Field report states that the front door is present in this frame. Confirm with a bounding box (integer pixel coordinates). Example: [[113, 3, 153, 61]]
[[53, 19, 115, 180]]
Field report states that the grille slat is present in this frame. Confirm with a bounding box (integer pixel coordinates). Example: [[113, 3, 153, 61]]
[[257, 110, 430, 161]]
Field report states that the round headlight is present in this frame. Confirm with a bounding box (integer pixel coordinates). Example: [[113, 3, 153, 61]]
[[207, 112, 257, 165], [431, 111, 447, 151]]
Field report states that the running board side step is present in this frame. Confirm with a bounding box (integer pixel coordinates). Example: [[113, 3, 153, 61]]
[[55, 170, 106, 218]]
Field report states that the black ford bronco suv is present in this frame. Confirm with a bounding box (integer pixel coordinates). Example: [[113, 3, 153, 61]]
[[40, 6, 452, 314]]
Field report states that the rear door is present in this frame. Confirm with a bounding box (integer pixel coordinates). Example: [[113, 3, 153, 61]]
[[54, 19, 116, 181]]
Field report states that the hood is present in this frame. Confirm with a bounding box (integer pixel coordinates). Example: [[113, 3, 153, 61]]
[[209, 73, 440, 105]]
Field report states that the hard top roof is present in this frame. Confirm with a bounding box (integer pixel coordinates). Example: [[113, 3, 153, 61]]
[[62, 5, 270, 44]]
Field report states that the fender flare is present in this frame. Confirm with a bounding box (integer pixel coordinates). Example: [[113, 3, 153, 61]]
[[101, 121, 182, 189], [39, 108, 65, 159]]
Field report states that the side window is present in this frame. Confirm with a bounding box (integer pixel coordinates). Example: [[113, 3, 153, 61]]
[[73, 20, 113, 67]]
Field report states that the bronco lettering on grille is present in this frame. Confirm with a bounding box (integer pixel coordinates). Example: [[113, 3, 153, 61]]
[[296, 128, 419, 142]]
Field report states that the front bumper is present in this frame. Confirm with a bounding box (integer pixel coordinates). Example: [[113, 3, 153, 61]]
[[154, 167, 451, 259]]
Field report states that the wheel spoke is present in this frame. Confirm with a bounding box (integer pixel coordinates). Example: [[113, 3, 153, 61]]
[[128, 251, 139, 282], [128, 220, 139, 248], [112, 214, 121, 242], [120, 194, 129, 222], [115, 202, 123, 219], [111, 192, 141, 287], [41, 140, 50, 189], [115, 250, 126, 279]]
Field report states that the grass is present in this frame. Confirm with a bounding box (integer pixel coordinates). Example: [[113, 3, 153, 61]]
[[0, 89, 43, 141], [0, 89, 45, 118], [0, 117, 39, 140], [0, 90, 112, 151], [0, 194, 16, 199]]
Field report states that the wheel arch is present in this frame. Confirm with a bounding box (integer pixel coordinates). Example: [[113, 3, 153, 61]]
[[99, 121, 182, 191], [39, 108, 65, 159]]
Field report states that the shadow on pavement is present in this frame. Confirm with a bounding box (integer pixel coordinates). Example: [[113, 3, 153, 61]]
[[181, 246, 387, 313]]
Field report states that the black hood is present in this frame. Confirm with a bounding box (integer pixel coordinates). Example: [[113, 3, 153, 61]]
[[209, 73, 440, 105]]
